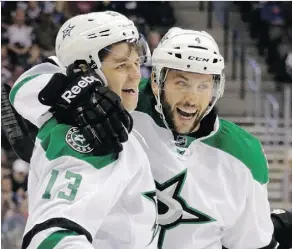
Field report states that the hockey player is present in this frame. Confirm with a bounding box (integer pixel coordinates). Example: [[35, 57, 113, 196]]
[[10, 12, 159, 249], [42, 28, 278, 249], [9, 24, 292, 248], [133, 28, 277, 249]]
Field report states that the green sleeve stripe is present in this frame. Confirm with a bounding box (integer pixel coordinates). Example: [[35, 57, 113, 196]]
[[9, 74, 41, 105], [37, 230, 78, 249]]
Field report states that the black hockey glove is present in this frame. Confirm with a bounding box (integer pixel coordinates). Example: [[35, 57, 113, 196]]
[[38, 61, 133, 156], [271, 209, 292, 249]]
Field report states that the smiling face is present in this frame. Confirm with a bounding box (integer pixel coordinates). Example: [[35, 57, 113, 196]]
[[100, 42, 141, 112], [152, 69, 213, 134]]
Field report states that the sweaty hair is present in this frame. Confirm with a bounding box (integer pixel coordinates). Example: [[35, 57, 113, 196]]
[[98, 41, 142, 62]]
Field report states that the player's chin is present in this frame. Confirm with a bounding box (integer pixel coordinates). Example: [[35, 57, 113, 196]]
[[122, 98, 138, 113], [173, 116, 194, 134]]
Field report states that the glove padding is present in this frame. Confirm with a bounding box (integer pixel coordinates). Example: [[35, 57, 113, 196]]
[[271, 209, 292, 249], [38, 61, 133, 156]]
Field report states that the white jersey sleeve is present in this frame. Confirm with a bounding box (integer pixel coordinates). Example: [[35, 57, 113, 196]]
[[221, 175, 276, 249], [204, 119, 276, 249], [9, 57, 64, 128]]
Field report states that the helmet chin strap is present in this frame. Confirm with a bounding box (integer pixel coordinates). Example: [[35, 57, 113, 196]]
[[202, 97, 218, 119], [154, 88, 172, 131], [154, 68, 173, 131], [154, 87, 191, 157]]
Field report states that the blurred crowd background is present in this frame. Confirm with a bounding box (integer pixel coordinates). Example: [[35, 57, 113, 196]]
[[236, 1, 292, 85], [1, 1, 292, 249], [1, 1, 175, 88]]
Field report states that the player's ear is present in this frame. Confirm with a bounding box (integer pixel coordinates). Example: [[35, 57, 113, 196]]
[[151, 72, 159, 97]]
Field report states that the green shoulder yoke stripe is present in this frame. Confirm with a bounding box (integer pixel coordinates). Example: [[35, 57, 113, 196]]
[[202, 119, 268, 184], [37, 118, 116, 170]]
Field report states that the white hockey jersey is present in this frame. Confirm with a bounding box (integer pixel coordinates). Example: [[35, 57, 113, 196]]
[[134, 81, 275, 249], [10, 59, 275, 249], [10, 60, 159, 249]]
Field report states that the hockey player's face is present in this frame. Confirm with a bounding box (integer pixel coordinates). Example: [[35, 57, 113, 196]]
[[161, 70, 213, 134], [101, 43, 141, 112]]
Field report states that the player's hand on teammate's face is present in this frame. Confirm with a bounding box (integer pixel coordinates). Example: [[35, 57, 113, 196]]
[[38, 61, 133, 156]]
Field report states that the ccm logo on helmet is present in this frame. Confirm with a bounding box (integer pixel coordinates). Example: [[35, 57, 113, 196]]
[[61, 76, 99, 103], [188, 56, 209, 62]]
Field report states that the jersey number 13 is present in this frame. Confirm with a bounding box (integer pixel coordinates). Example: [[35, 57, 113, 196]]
[[42, 169, 82, 201]]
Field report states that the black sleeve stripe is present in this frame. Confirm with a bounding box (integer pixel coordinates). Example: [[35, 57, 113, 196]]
[[21, 217, 93, 249], [44, 58, 58, 66]]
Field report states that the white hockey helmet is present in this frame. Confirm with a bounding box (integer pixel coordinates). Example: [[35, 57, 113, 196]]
[[152, 27, 225, 120], [55, 11, 150, 81]]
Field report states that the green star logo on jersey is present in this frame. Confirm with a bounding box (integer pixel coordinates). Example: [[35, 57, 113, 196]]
[[142, 190, 160, 246], [155, 169, 216, 249]]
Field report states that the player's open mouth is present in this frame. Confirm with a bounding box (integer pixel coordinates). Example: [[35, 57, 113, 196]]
[[122, 88, 137, 95], [176, 107, 198, 120]]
